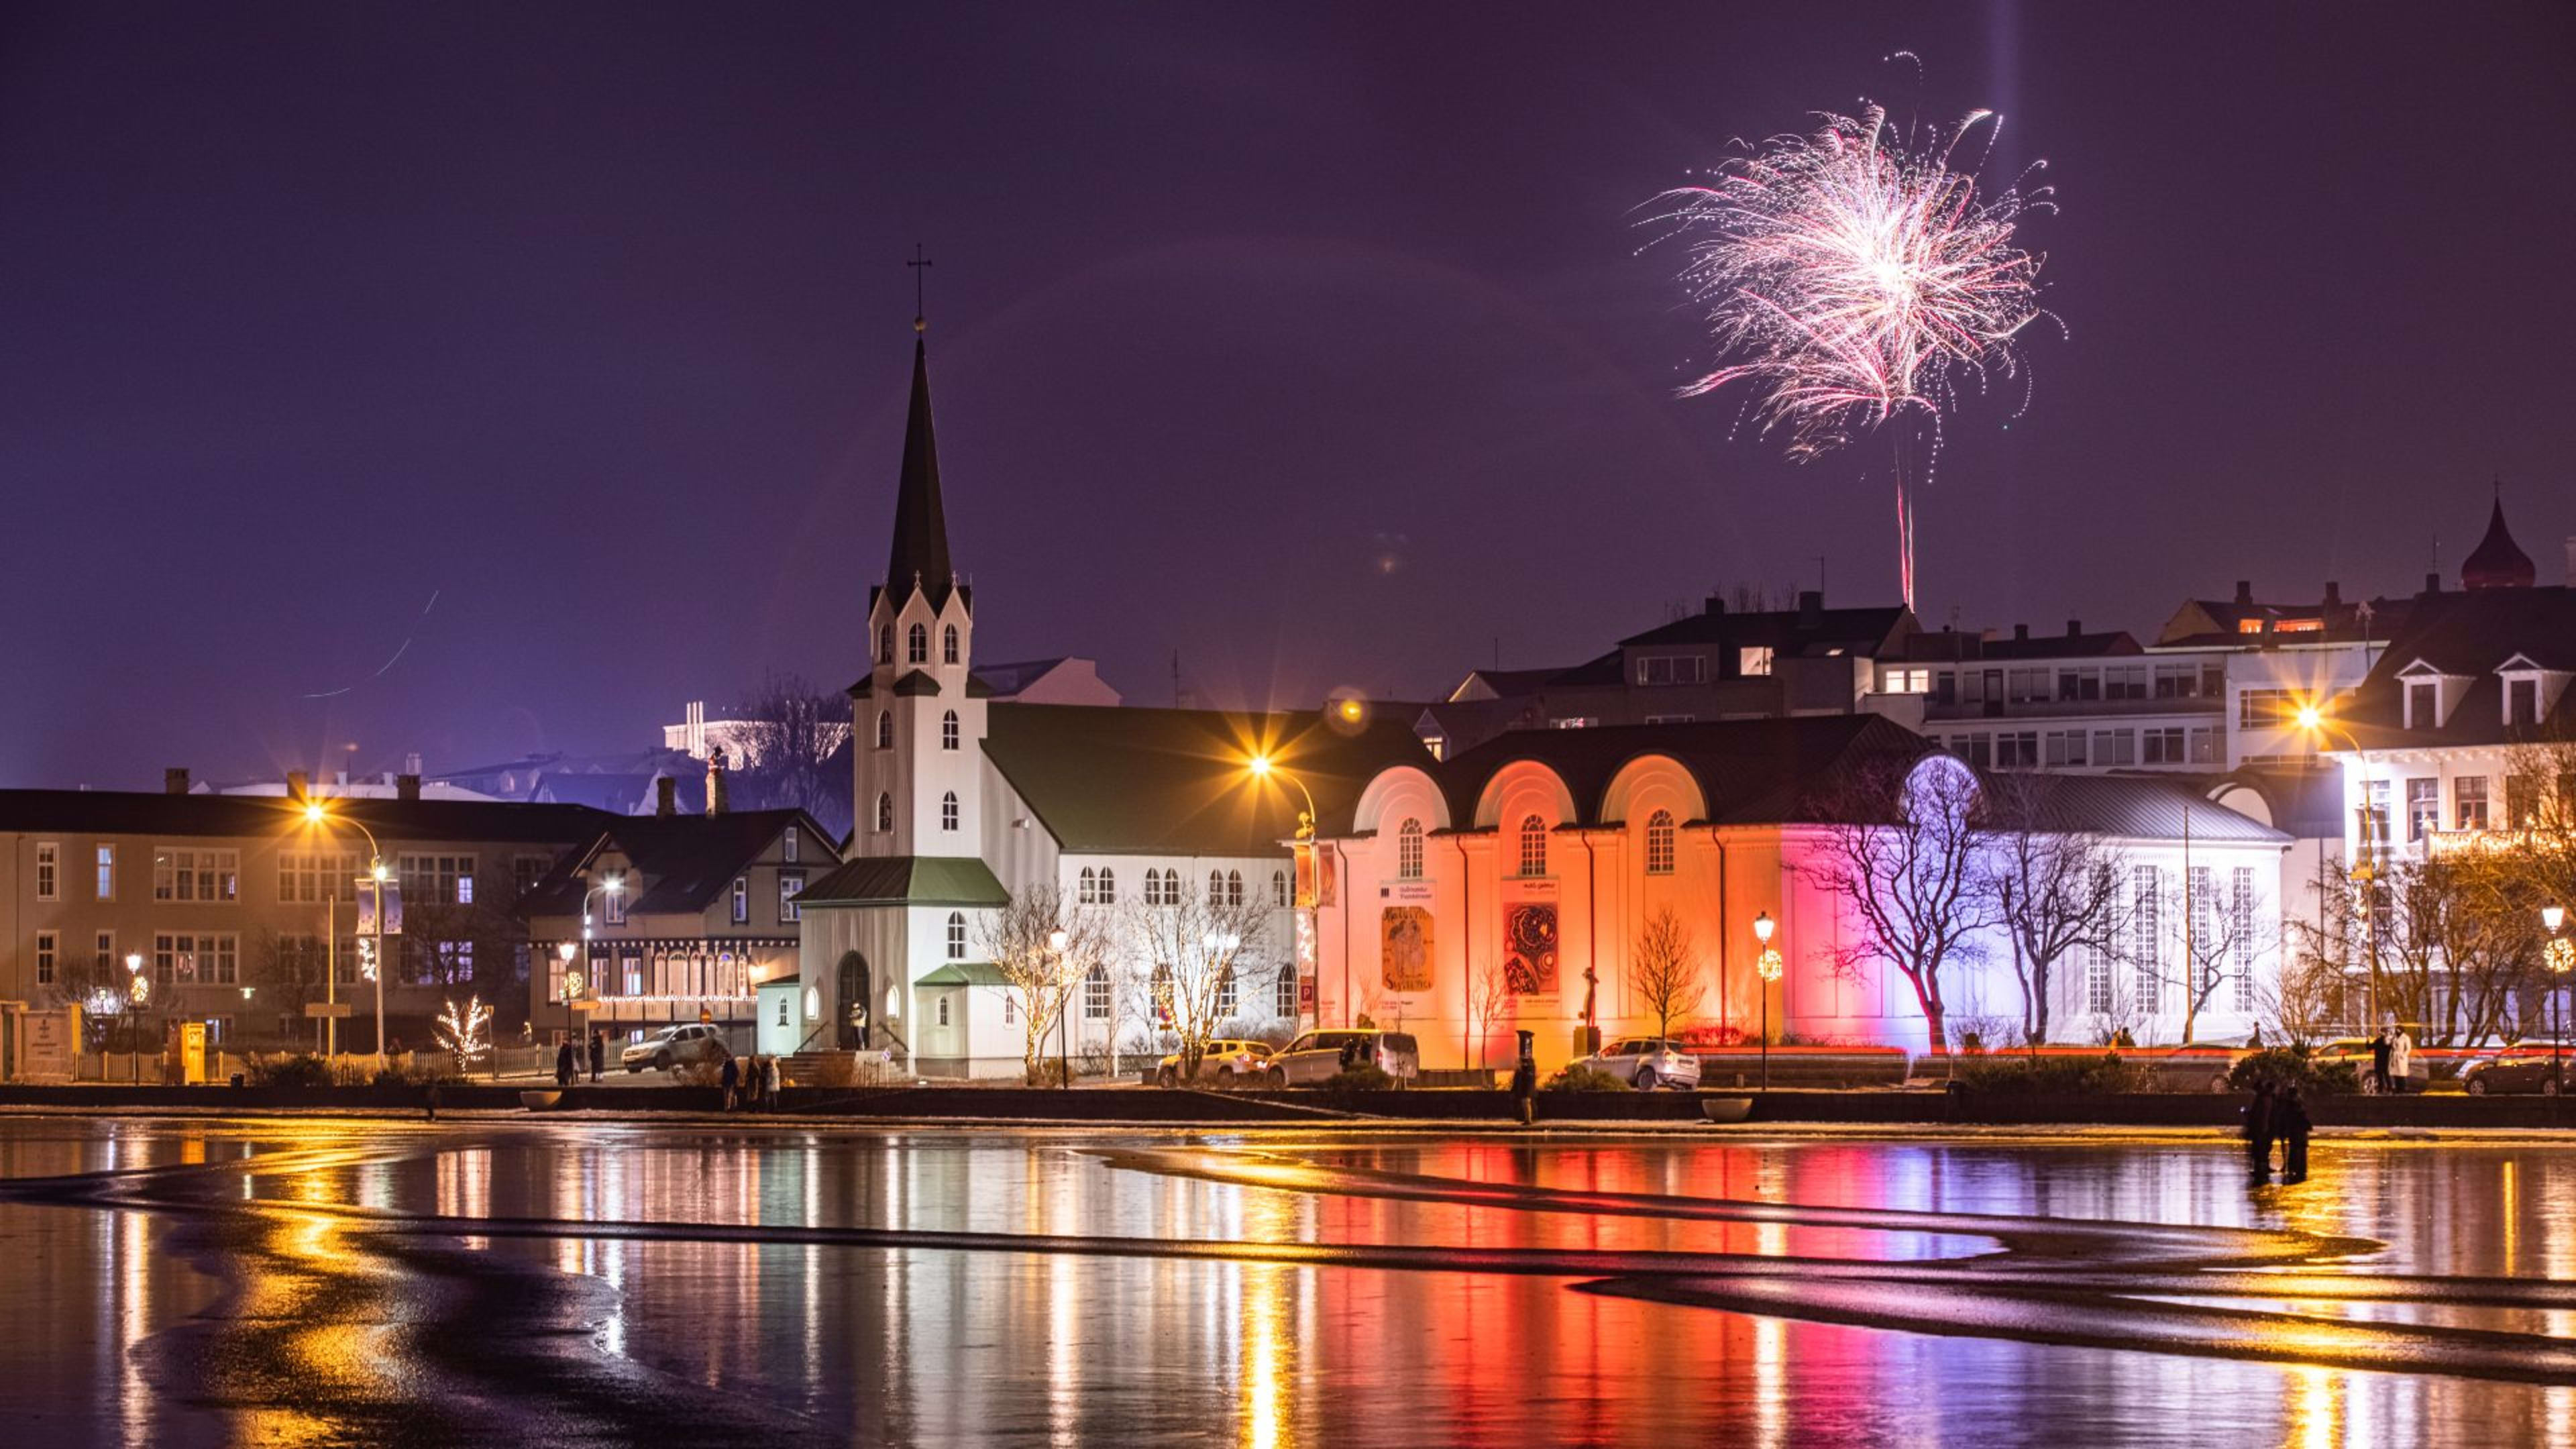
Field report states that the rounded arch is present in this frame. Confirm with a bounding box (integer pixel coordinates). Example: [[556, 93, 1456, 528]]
[[1352, 763, 1452, 836], [836, 950, 870, 1049], [941, 710, 960, 750], [906, 622, 929, 664], [875, 710, 894, 750], [940, 790, 959, 831], [1472, 759, 1579, 832], [875, 792, 894, 833], [942, 623, 960, 665], [945, 910, 966, 960], [1599, 752, 1709, 827]]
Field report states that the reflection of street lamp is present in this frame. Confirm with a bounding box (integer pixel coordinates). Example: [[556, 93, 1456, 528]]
[[2546, 905, 2571, 1096], [2298, 704, 2381, 1032], [1246, 753, 1323, 1030], [1753, 912, 1781, 1091]]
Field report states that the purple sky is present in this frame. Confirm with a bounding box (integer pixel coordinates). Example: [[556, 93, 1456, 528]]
[[5, 2, 2571, 788]]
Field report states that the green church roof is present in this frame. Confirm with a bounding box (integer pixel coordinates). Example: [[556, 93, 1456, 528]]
[[793, 855, 1010, 908]]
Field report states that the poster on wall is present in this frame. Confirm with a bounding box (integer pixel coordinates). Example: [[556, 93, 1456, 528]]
[[1503, 902, 1558, 994], [1381, 907, 1433, 992]]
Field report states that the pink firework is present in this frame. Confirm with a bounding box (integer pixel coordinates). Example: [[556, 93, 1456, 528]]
[[1648, 101, 2052, 460]]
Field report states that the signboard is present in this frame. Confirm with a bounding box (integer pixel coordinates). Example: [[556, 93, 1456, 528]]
[[357, 879, 404, 936], [1381, 906, 1433, 992], [1501, 879, 1560, 995], [1298, 974, 1316, 1012], [166, 1020, 207, 1086], [21, 1007, 79, 1081], [303, 1002, 354, 1018]]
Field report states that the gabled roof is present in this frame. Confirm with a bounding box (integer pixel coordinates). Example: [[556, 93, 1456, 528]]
[[981, 702, 1430, 855], [0, 790, 608, 845], [918, 961, 1010, 987], [1428, 714, 1931, 828], [794, 855, 1011, 908], [1618, 600, 1911, 657], [2330, 585, 2576, 749], [519, 808, 834, 917]]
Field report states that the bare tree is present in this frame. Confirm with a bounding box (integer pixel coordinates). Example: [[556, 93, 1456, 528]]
[[1464, 951, 1513, 1071], [1124, 889, 1275, 1082], [977, 885, 1111, 1084], [1803, 755, 1990, 1056], [1629, 906, 1703, 1040], [1976, 778, 2133, 1048], [729, 672, 849, 824]]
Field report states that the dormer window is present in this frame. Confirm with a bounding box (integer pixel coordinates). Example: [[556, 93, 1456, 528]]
[[2405, 680, 2438, 730], [2508, 677, 2540, 730]]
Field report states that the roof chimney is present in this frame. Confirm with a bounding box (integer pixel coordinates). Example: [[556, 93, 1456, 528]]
[[2012, 623, 2030, 642], [1703, 593, 1727, 616], [2066, 619, 2082, 637], [2424, 570, 2442, 596], [655, 775, 676, 818], [2322, 581, 2341, 607], [396, 773, 421, 802], [286, 770, 309, 804], [2233, 580, 2253, 607], [706, 750, 729, 817], [1796, 589, 1823, 625], [164, 767, 189, 796]]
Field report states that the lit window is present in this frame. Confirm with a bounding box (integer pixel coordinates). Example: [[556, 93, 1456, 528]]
[[1646, 810, 1675, 875], [1397, 819, 1424, 880], [778, 872, 805, 923], [95, 844, 116, 901], [783, 829, 798, 863], [1517, 816, 1548, 877], [731, 877, 747, 924], [1738, 647, 1774, 678]]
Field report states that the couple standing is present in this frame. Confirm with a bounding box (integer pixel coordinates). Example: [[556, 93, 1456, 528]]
[[2243, 1081, 2312, 1185]]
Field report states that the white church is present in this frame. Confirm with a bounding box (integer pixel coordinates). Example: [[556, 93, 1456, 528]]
[[791, 327, 1423, 1076]]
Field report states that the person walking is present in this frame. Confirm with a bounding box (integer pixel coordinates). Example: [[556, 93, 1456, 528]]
[[588, 1029, 604, 1084], [554, 1037, 575, 1089], [1510, 1030, 1538, 1127], [2370, 1029, 2393, 1095], [2277, 1085, 2313, 1183], [2388, 1024, 2414, 1095], [2243, 1081, 2277, 1185]]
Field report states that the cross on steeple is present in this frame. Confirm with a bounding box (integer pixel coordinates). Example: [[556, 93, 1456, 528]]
[[907, 243, 933, 333]]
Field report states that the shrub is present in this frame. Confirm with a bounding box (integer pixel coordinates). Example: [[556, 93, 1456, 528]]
[[1320, 1064, 1394, 1094], [2228, 1046, 2360, 1095], [1952, 1052, 2145, 1095], [674, 1058, 726, 1089], [1542, 1064, 1633, 1093], [248, 1053, 334, 1088], [1026, 1060, 1071, 1087]]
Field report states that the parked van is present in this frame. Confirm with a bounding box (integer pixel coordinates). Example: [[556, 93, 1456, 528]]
[[1267, 1029, 1419, 1086]]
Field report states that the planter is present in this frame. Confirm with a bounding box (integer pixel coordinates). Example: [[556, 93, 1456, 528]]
[[1700, 1096, 1754, 1124], [518, 1090, 564, 1111]]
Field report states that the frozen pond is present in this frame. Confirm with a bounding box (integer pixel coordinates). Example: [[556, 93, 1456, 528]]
[[3, 1114, 2573, 1446]]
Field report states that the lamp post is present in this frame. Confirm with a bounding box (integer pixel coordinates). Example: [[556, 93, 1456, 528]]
[[124, 951, 148, 1083], [1246, 753, 1324, 1031], [1753, 911, 1781, 1091], [2546, 905, 2571, 1097], [302, 800, 389, 1060], [2298, 705, 2382, 1034], [1050, 927, 1072, 1089]]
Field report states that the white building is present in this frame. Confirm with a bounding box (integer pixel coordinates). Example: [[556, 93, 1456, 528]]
[[790, 331, 1423, 1075]]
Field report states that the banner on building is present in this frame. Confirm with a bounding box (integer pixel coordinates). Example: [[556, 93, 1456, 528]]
[[1381, 906, 1433, 992], [357, 879, 405, 937], [1295, 846, 1338, 910], [1502, 901, 1558, 995]]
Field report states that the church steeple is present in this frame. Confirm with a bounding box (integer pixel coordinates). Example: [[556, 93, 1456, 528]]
[[879, 336, 960, 612], [2461, 488, 2535, 590]]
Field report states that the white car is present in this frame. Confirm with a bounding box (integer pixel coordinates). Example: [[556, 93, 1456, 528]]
[[1580, 1038, 1702, 1090], [621, 1023, 729, 1075], [1265, 1030, 1421, 1087], [1155, 1038, 1275, 1087]]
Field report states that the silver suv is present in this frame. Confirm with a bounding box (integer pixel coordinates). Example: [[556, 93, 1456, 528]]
[[1267, 1029, 1420, 1086], [1581, 1038, 1702, 1090], [621, 1023, 729, 1075]]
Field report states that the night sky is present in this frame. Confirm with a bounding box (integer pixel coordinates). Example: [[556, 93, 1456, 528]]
[[5, 3, 2569, 789]]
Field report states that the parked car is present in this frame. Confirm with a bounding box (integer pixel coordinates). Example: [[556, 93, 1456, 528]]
[[621, 1022, 730, 1075], [2313, 1037, 2430, 1093], [1578, 1038, 1703, 1090], [1267, 1029, 1421, 1087], [2462, 1051, 2569, 1096], [1155, 1038, 1275, 1087]]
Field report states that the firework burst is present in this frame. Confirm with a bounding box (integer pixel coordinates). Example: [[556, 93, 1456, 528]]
[[1648, 101, 2053, 458]]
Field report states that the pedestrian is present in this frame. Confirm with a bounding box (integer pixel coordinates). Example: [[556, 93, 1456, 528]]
[[2242, 1081, 2276, 1185], [2370, 1029, 2392, 1095], [763, 1053, 782, 1110], [1510, 1030, 1538, 1127], [555, 1037, 575, 1089], [2388, 1024, 2414, 1095], [720, 1053, 740, 1112], [588, 1030, 604, 1084], [2277, 1085, 2313, 1183], [745, 1054, 764, 1110]]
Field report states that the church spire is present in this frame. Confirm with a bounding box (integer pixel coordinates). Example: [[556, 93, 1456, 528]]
[[2461, 489, 2534, 590], [881, 333, 959, 611]]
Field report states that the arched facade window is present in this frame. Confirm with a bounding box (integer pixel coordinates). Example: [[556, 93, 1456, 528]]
[[1225, 869, 1244, 906], [1095, 867, 1116, 905], [1646, 809, 1676, 875], [941, 791, 959, 831], [1397, 818, 1425, 879], [1078, 866, 1097, 904], [943, 624, 959, 664], [875, 710, 893, 751], [1214, 967, 1237, 1018], [946, 910, 966, 960], [1517, 814, 1548, 877], [1143, 869, 1168, 906], [1208, 869, 1225, 904], [1085, 964, 1111, 1020], [941, 710, 959, 750], [876, 793, 894, 833], [1271, 869, 1288, 908], [907, 623, 928, 665], [876, 623, 892, 663], [1275, 965, 1298, 1019]]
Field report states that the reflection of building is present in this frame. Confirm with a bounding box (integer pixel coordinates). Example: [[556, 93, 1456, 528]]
[[792, 328, 1423, 1075], [521, 775, 839, 1046], [0, 774, 602, 1050], [1311, 716, 2290, 1067]]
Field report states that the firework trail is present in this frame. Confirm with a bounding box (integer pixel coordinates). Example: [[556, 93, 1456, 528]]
[[1644, 74, 2054, 605]]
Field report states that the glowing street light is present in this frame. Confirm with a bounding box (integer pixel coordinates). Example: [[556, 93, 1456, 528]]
[[2297, 702, 2383, 1031], [1244, 753, 1324, 1030], [2546, 905, 2571, 1097]]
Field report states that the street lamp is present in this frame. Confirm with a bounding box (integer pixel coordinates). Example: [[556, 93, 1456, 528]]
[[1246, 753, 1324, 1031], [2546, 905, 2571, 1097], [301, 798, 390, 1059], [1049, 926, 1072, 1090], [1753, 911, 1782, 1091], [2298, 704, 2383, 1034], [123, 952, 149, 1083]]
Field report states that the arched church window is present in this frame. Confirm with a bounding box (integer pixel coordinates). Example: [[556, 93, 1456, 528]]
[[1095, 867, 1117, 905], [1518, 815, 1548, 877], [1275, 964, 1298, 1019], [1272, 869, 1288, 908], [1646, 810, 1676, 875], [1208, 869, 1224, 904], [1225, 869, 1244, 906], [1397, 818, 1424, 880], [877, 623, 892, 664], [1079, 867, 1097, 904], [876, 793, 894, 833], [1215, 967, 1237, 1018], [875, 710, 894, 751], [941, 710, 959, 750], [946, 911, 966, 960], [941, 792, 959, 831], [1085, 965, 1111, 1020], [907, 623, 928, 665], [943, 624, 959, 665]]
